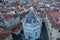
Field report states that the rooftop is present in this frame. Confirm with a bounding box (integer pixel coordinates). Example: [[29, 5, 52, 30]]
[[12, 24, 22, 35], [46, 10, 60, 29], [0, 29, 11, 40], [26, 12, 38, 24], [22, 7, 41, 26]]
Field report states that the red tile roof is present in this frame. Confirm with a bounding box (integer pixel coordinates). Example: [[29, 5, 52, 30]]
[[13, 14, 19, 18], [0, 29, 12, 40], [12, 24, 22, 35], [46, 10, 60, 28], [4, 14, 14, 20]]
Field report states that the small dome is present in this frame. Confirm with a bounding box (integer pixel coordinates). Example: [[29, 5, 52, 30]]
[[29, 7, 34, 11]]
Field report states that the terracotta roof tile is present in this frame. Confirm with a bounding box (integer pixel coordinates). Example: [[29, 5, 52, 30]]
[[0, 29, 11, 40], [12, 24, 22, 34], [46, 11, 60, 28]]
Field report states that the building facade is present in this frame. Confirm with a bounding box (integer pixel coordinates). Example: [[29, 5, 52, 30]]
[[5, 34, 13, 40], [45, 9, 60, 40], [4, 11, 20, 30], [0, 10, 20, 30], [22, 7, 42, 40]]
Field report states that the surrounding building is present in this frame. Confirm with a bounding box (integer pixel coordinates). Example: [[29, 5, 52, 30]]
[[2, 0, 20, 3], [0, 12, 5, 27], [5, 34, 13, 40], [0, 3, 21, 30], [45, 8, 60, 40], [2, 10, 20, 30], [22, 7, 42, 40], [12, 23, 23, 40], [1, 0, 60, 40], [0, 28, 13, 40]]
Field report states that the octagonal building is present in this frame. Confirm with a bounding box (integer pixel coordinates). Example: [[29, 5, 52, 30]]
[[22, 7, 42, 40]]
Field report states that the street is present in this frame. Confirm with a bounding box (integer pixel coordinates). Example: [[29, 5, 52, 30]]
[[40, 22, 49, 40]]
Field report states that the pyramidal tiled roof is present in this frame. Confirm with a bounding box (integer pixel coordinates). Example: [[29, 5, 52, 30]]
[[22, 7, 41, 25], [25, 10, 41, 25]]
